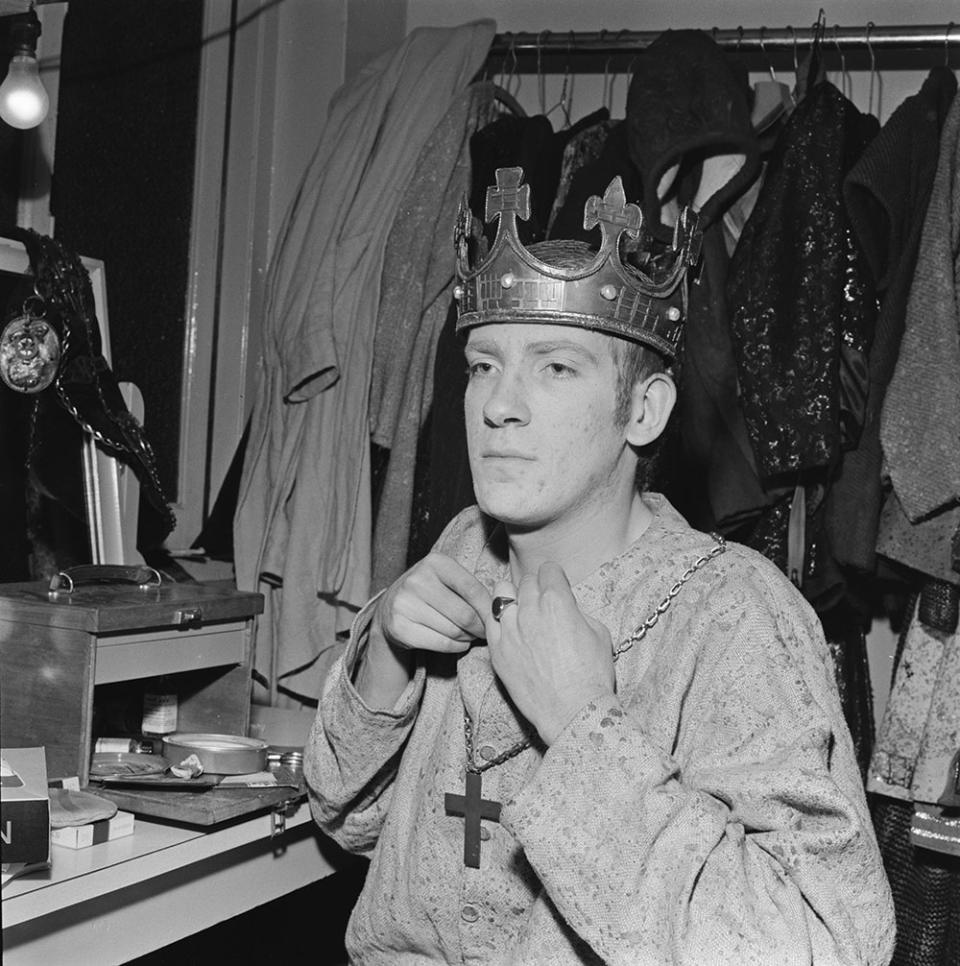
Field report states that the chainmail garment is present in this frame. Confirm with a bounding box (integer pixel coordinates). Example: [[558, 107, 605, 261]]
[[871, 794, 960, 966]]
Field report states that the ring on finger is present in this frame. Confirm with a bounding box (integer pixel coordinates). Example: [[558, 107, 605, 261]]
[[491, 596, 517, 622]]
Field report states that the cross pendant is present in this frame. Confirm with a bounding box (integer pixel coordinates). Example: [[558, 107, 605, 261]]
[[445, 770, 502, 868]]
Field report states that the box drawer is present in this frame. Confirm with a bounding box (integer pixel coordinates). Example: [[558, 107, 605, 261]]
[[95, 622, 248, 684]]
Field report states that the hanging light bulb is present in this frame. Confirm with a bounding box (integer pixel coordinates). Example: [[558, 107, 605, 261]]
[[0, 9, 48, 130]]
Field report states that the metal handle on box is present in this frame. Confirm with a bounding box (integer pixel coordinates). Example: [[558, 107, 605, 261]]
[[175, 608, 203, 628], [48, 564, 163, 595]]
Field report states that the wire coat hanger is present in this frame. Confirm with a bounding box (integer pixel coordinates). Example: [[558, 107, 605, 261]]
[[865, 21, 881, 118], [759, 26, 777, 81], [544, 31, 574, 127], [491, 32, 525, 118], [600, 29, 623, 114], [833, 24, 849, 98], [536, 30, 547, 115]]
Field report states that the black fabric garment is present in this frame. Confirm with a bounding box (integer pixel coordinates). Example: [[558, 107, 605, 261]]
[[727, 81, 879, 483], [822, 608, 875, 780], [0, 378, 89, 579], [407, 299, 472, 566], [548, 121, 642, 243], [625, 29, 759, 236], [468, 108, 614, 246], [468, 113, 563, 246], [660, 222, 769, 534], [546, 110, 614, 238], [828, 68, 958, 575], [725, 82, 879, 613]]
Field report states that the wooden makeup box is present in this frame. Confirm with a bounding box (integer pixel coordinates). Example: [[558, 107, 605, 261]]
[[0, 573, 273, 822]]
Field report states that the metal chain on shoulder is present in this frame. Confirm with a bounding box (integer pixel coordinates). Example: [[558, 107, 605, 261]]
[[612, 532, 727, 660], [462, 532, 728, 771]]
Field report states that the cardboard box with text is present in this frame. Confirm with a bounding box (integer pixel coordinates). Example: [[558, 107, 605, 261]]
[[1, 746, 51, 866]]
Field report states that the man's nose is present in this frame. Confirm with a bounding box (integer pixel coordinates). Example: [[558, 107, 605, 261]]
[[482, 371, 531, 427]]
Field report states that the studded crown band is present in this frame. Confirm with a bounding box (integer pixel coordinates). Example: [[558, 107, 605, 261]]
[[453, 167, 702, 358]]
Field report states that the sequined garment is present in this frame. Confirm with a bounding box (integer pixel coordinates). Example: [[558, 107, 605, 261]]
[[727, 82, 878, 481]]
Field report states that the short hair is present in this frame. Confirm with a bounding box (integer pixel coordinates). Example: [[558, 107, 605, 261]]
[[525, 239, 668, 427], [525, 239, 673, 490], [613, 338, 668, 428]]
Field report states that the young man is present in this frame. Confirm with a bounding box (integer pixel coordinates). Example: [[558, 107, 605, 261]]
[[305, 169, 895, 965]]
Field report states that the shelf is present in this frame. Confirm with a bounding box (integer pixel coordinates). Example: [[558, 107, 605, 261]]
[[2, 802, 313, 925], [2, 801, 336, 965]]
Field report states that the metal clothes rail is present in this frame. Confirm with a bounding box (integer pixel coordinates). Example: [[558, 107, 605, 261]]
[[489, 23, 959, 57]]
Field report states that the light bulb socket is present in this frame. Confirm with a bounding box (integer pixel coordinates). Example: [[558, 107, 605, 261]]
[[7, 10, 42, 59]]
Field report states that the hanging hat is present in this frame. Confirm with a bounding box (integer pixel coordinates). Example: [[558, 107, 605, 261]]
[[626, 29, 760, 235], [453, 166, 702, 359]]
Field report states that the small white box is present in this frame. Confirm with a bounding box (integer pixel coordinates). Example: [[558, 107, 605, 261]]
[[51, 810, 135, 850]]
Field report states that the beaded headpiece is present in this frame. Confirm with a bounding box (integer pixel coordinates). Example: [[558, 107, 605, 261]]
[[453, 167, 702, 358]]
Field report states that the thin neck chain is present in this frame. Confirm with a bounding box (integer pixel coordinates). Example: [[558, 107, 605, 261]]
[[612, 532, 726, 658], [462, 533, 727, 773]]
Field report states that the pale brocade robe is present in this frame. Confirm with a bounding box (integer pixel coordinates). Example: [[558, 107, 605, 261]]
[[306, 495, 895, 965]]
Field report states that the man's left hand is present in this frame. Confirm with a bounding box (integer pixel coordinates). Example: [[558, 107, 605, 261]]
[[486, 563, 616, 746]]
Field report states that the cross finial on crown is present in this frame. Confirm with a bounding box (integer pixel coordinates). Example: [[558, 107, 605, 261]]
[[484, 167, 531, 227]]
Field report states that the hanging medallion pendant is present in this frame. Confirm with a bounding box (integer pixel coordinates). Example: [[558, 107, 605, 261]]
[[0, 312, 60, 393]]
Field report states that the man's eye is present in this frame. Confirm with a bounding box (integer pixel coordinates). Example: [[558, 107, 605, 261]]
[[467, 361, 494, 377], [546, 362, 575, 377]]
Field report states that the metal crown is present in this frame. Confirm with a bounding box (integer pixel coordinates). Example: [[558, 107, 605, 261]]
[[453, 167, 702, 358]]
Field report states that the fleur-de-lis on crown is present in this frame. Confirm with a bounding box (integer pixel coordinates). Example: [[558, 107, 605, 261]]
[[583, 178, 643, 252]]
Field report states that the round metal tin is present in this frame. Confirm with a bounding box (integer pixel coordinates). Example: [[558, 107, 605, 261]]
[[162, 733, 268, 775]]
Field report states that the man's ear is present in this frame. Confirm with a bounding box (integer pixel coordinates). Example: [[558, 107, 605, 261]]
[[625, 371, 677, 448]]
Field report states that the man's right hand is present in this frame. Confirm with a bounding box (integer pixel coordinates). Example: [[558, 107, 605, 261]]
[[354, 553, 492, 707], [377, 552, 492, 654]]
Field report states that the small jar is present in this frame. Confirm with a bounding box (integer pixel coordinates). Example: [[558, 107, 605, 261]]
[[142, 677, 179, 737]]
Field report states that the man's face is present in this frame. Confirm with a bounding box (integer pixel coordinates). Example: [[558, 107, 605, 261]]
[[464, 323, 634, 531]]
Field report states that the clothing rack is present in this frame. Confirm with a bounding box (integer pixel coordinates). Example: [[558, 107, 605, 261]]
[[489, 23, 959, 57]]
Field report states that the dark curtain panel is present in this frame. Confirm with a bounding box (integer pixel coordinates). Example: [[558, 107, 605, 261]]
[[52, 0, 203, 548]]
